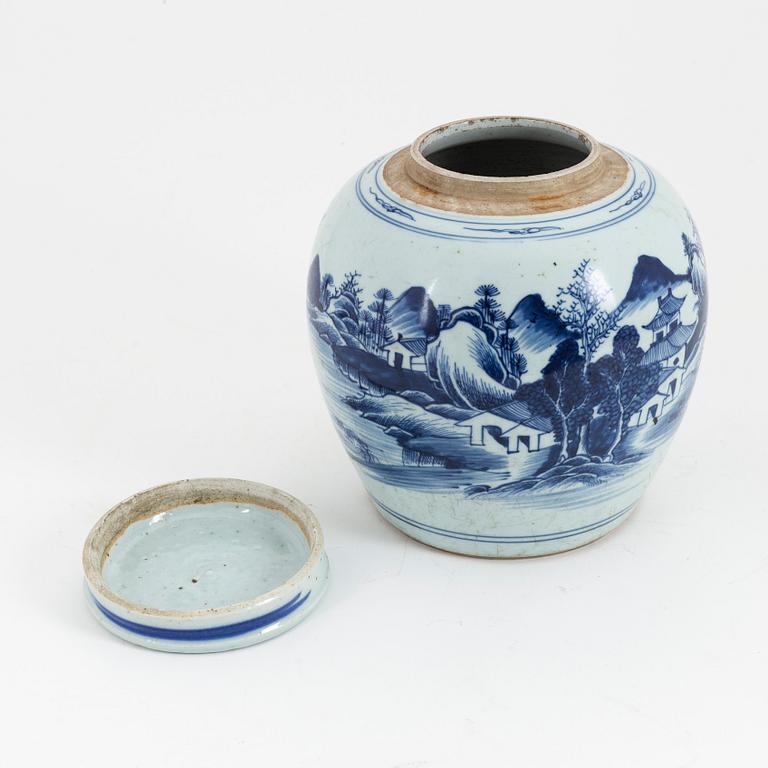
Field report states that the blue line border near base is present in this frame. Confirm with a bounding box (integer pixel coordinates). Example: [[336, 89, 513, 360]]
[[93, 592, 310, 641], [373, 498, 634, 544]]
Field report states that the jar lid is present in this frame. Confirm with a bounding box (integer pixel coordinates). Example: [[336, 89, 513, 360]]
[[82, 478, 329, 653]]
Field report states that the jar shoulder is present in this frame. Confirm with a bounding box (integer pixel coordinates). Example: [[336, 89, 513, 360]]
[[311, 153, 704, 305]]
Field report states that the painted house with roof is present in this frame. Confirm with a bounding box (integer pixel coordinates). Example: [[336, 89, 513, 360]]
[[454, 286, 699, 454], [382, 334, 427, 372], [456, 400, 555, 454], [628, 365, 686, 427]]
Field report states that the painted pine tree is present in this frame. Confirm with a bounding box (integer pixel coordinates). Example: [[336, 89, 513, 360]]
[[474, 284, 505, 326]]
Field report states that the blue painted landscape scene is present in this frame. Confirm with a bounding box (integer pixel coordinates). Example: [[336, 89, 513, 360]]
[[307, 233, 706, 498]]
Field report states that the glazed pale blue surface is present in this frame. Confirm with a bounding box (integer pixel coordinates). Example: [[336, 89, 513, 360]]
[[102, 502, 310, 611], [308, 147, 707, 556]]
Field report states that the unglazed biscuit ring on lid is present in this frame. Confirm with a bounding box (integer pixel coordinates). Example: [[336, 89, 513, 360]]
[[82, 478, 329, 653]]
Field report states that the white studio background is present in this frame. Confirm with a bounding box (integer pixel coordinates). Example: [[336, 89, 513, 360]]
[[0, 2, 765, 766]]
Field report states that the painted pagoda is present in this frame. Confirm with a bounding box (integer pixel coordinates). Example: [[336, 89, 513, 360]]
[[628, 288, 696, 428], [640, 288, 695, 368]]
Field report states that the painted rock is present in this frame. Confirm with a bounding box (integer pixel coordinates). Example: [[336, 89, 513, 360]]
[[307, 117, 707, 557]]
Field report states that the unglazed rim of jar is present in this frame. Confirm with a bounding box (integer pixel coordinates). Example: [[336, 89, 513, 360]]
[[82, 478, 329, 652], [382, 116, 630, 216]]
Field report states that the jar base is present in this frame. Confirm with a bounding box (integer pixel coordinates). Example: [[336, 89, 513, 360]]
[[371, 496, 638, 559]]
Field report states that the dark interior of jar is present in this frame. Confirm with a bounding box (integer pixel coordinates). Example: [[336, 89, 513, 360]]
[[424, 138, 590, 177]]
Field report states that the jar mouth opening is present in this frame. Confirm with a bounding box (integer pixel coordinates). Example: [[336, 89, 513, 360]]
[[384, 116, 628, 215], [415, 117, 596, 180]]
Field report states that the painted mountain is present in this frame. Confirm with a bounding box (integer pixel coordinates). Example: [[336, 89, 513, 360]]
[[306, 254, 324, 311], [425, 320, 516, 411], [616, 255, 695, 344], [618, 255, 688, 310], [505, 293, 576, 353], [497, 293, 576, 377], [389, 286, 440, 339]]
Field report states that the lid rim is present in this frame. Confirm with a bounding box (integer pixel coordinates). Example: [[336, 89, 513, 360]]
[[82, 477, 326, 622]]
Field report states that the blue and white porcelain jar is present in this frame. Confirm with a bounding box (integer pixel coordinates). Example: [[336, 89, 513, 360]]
[[307, 117, 707, 557]]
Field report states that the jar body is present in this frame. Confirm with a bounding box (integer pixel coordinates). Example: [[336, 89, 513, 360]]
[[307, 144, 706, 556]]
